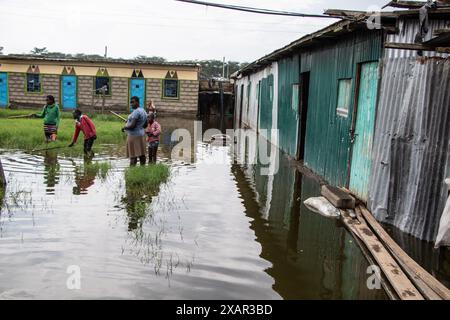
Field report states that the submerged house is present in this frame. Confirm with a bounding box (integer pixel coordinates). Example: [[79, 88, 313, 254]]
[[232, 6, 450, 242], [0, 55, 200, 113]]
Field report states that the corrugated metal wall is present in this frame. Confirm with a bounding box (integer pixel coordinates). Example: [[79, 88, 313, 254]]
[[302, 31, 383, 186], [386, 18, 450, 59], [369, 57, 450, 241], [277, 55, 300, 157]]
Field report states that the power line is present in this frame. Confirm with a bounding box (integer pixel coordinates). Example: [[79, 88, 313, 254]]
[[174, 0, 341, 19]]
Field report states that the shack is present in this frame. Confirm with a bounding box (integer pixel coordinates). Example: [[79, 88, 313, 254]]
[[232, 5, 450, 242], [0, 55, 200, 113]]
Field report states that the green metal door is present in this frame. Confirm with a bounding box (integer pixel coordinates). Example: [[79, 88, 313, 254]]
[[349, 61, 379, 200]]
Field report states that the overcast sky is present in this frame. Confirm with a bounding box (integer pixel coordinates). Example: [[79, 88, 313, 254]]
[[0, 0, 391, 63]]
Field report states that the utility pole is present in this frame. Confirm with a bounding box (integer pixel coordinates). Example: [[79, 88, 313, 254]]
[[222, 57, 225, 78], [104, 46, 108, 58]]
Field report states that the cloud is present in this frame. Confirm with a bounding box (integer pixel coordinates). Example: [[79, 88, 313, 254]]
[[0, 0, 389, 61]]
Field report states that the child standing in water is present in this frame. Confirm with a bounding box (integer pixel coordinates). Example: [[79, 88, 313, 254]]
[[69, 109, 97, 156], [145, 113, 161, 164]]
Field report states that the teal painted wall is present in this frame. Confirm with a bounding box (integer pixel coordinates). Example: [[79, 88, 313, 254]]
[[277, 55, 300, 157], [302, 31, 382, 186], [349, 61, 379, 200], [259, 75, 274, 135]]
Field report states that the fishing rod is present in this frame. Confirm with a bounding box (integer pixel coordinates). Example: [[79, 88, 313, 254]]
[[31, 145, 70, 152], [109, 110, 127, 122], [7, 114, 34, 119]]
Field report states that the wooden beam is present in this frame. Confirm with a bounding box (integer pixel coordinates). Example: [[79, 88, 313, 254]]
[[384, 42, 436, 51], [359, 206, 450, 300], [436, 47, 450, 53], [340, 210, 424, 300], [434, 29, 450, 36]]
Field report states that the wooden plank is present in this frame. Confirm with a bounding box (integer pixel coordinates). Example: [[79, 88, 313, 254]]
[[340, 211, 424, 300], [437, 47, 450, 53], [434, 29, 450, 36], [321, 185, 355, 209], [359, 206, 450, 300], [0, 158, 6, 187], [340, 210, 399, 300], [384, 42, 436, 51]]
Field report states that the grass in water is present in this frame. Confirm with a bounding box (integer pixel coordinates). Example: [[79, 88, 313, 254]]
[[123, 164, 170, 230], [125, 164, 170, 191], [0, 109, 127, 152]]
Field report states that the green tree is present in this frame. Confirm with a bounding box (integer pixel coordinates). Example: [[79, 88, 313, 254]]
[[30, 47, 48, 55]]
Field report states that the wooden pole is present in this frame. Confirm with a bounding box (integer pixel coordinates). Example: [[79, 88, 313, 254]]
[[109, 110, 127, 122], [7, 114, 34, 119], [0, 158, 6, 187]]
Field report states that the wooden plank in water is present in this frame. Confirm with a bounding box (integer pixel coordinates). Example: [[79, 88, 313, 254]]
[[340, 210, 424, 300], [321, 185, 355, 209], [359, 206, 450, 300], [0, 158, 6, 187]]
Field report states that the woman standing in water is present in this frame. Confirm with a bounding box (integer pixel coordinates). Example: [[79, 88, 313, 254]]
[[33, 95, 61, 143], [122, 96, 148, 166]]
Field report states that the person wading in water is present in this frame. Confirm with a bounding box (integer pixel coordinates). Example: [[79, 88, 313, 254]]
[[145, 112, 161, 164], [33, 95, 61, 143], [122, 96, 148, 166], [68, 109, 97, 157]]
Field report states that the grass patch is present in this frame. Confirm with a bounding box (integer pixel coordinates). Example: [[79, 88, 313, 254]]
[[0, 109, 127, 152], [125, 164, 170, 191]]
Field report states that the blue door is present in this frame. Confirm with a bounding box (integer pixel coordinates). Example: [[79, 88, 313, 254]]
[[61, 75, 77, 109], [130, 79, 145, 109], [349, 61, 379, 201], [0, 72, 8, 108]]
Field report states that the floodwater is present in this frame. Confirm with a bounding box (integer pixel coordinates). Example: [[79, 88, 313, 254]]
[[0, 115, 388, 300]]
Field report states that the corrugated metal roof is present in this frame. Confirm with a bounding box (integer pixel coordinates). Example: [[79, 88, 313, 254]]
[[369, 56, 450, 241], [0, 54, 200, 69]]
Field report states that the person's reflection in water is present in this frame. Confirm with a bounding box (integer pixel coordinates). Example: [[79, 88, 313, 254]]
[[73, 158, 97, 195], [43, 150, 60, 195]]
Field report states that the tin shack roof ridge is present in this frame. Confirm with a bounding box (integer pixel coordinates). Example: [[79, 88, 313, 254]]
[[232, 6, 450, 78], [0, 54, 201, 69]]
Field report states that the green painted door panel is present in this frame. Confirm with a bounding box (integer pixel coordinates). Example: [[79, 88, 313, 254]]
[[349, 61, 379, 200]]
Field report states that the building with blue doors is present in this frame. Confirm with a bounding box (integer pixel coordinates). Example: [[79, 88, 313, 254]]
[[0, 55, 200, 113]]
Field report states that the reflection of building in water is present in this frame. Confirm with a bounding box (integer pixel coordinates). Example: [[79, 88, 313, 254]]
[[43, 151, 60, 194], [232, 140, 387, 299]]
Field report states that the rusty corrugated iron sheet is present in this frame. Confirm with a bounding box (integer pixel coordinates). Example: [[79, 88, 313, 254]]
[[386, 18, 450, 59], [369, 56, 450, 241]]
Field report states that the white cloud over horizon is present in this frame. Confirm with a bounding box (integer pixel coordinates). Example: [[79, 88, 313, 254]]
[[0, 0, 389, 63]]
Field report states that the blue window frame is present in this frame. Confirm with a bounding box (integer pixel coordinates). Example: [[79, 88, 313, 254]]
[[95, 76, 111, 95], [27, 74, 41, 92], [163, 79, 179, 99]]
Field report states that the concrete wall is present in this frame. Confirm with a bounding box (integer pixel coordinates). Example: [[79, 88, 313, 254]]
[[8, 73, 60, 108], [6, 73, 199, 113]]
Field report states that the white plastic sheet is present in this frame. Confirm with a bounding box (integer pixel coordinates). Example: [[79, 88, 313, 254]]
[[304, 197, 340, 219], [435, 179, 450, 248]]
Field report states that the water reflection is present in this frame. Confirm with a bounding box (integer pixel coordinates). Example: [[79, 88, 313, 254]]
[[233, 136, 388, 300], [73, 159, 97, 195], [386, 225, 450, 289], [43, 151, 60, 194]]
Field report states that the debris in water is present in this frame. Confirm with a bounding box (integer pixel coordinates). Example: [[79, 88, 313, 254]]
[[304, 197, 340, 219]]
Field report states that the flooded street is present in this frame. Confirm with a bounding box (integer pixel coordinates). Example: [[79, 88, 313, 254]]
[[0, 116, 390, 299]]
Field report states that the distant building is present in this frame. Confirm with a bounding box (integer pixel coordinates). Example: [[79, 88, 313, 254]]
[[232, 6, 450, 242], [0, 55, 200, 113]]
